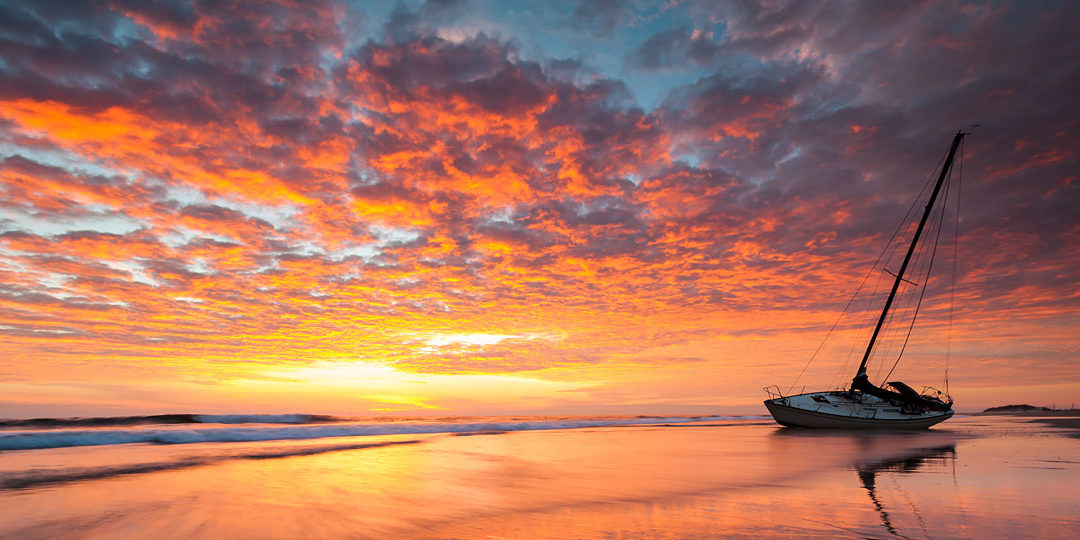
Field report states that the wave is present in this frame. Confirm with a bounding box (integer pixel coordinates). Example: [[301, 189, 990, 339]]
[[194, 414, 339, 424], [0, 413, 340, 429], [0, 415, 739, 451]]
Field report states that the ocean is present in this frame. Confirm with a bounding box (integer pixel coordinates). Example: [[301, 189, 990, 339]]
[[1, 413, 1078, 538]]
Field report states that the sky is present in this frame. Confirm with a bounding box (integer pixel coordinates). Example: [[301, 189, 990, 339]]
[[0, 0, 1077, 417]]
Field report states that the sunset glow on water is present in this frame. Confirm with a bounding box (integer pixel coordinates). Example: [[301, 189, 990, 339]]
[[2, 415, 1079, 538]]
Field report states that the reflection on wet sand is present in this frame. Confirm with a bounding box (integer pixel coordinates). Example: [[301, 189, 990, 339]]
[[0, 416, 1077, 539], [858, 444, 957, 539]]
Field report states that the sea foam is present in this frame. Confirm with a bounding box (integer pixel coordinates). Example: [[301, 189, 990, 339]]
[[0, 416, 759, 451]]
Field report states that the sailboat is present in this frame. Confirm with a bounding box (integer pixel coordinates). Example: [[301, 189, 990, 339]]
[[764, 130, 968, 429]]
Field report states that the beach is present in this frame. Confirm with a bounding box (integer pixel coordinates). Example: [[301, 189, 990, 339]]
[[1, 414, 1078, 539]]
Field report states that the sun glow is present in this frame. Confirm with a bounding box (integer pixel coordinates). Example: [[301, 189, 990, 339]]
[[231, 361, 592, 414], [0, 0, 1076, 418]]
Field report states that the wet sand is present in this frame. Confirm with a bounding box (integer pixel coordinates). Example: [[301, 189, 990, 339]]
[[1027, 416, 1080, 437], [1, 415, 1078, 538], [970, 411, 1080, 437]]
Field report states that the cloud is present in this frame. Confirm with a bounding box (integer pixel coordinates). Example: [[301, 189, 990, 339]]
[[384, 0, 469, 42], [571, 0, 633, 37], [629, 26, 721, 70], [0, 0, 1077, 411]]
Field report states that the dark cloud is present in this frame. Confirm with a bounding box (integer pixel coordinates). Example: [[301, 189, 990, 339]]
[[179, 204, 275, 231], [571, 0, 631, 37], [629, 26, 721, 70], [384, 0, 469, 42], [455, 65, 548, 115]]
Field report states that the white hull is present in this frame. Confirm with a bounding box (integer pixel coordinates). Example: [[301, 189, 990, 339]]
[[765, 391, 953, 429]]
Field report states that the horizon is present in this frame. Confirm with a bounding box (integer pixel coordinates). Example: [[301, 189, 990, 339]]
[[3, 401, 1076, 421], [1, 0, 1078, 418]]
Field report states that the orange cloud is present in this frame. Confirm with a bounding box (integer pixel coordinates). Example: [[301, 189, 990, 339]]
[[1, 0, 1078, 416]]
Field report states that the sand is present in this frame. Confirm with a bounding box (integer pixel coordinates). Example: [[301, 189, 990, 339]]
[[1027, 416, 1080, 434], [1, 415, 1078, 538]]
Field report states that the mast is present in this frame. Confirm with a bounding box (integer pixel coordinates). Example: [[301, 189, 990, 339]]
[[852, 130, 967, 386]]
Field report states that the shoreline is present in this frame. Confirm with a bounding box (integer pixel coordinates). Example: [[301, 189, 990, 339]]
[[3, 415, 1078, 539], [965, 410, 1080, 417], [1024, 417, 1080, 434], [965, 412, 1080, 435]]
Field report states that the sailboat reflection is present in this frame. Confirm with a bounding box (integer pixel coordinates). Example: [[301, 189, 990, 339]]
[[857, 444, 957, 539]]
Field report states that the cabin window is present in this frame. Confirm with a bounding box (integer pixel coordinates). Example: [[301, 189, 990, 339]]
[[812, 395, 830, 403]]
